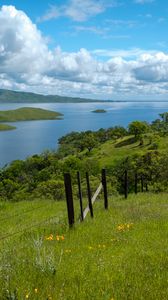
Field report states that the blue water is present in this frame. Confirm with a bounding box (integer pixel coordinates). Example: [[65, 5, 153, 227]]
[[0, 101, 168, 167]]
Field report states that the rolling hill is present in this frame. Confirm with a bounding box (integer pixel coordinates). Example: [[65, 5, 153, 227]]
[[0, 89, 104, 103]]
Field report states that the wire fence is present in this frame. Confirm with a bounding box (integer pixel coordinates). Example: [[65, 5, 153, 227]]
[[0, 214, 62, 242], [0, 203, 52, 223]]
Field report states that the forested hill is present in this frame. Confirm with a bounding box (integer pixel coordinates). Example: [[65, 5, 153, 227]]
[[0, 89, 104, 103]]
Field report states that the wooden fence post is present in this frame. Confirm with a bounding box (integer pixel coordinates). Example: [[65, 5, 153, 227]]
[[102, 169, 108, 209], [77, 171, 84, 221], [64, 173, 75, 228], [135, 172, 138, 194], [124, 170, 128, 199], [86, 172, 93, 218]]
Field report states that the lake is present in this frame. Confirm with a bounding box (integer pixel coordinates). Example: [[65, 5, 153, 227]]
[[0, 101, 168, 167]]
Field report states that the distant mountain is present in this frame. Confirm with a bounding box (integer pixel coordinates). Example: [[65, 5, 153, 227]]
[[0, 89, 104, 103]]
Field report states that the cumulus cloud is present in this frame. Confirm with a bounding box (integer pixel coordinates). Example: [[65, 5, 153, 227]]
[[0, 5, 168, 100]]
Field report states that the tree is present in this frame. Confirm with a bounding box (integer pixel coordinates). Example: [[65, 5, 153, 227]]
[[159, 112, 168, 123], [128, 121, 149, 141], [79, 133, 99, 152]]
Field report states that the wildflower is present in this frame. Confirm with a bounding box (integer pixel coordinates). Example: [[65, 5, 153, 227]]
[[34, 288, 38, 293], [65, 249, 71, 253], [25, 294, 29, 299], [45, 234, 53, 241], [117, 223, 133, 232], [88, 246, 93, 250], [56, 235, 60, 241], [61, 235, 65, 240], [117, 224, 125, 231]]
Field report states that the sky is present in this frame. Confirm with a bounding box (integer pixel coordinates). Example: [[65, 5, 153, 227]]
[[0, 0, 168, 100]]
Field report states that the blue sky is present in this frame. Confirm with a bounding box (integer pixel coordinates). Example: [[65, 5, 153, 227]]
[[0, 0, 168, 100]]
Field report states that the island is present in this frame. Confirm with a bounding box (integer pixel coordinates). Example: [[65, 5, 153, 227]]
[[0, 107, 63, 122], [92, 109, 107, 113], [0, 124, 16, 131], [0, 107, 63, 131]]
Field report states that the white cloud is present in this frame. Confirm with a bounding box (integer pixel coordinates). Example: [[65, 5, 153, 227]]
[[1, 5, 168, 100], [73, 25, 106, 35], [38, 0, 116, 22]]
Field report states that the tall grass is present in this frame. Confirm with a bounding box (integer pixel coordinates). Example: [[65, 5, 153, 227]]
[[0, 193, 167, 299]]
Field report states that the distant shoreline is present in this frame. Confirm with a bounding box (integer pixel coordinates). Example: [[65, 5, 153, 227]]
[[0, 88, 167, 103], [1, 100, 168, 104]]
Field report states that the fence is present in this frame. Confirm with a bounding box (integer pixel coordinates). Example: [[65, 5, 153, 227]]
[[64, 168, 151, 228], [64, 169, 108, 228], [0, 169, 150, 241]]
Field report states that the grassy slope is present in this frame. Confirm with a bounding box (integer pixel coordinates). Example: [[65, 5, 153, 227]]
[[89, 134, 167, 168], [0, 124, 16, 131], [0, 193, 167, 299], [0, 107, 63, 122]]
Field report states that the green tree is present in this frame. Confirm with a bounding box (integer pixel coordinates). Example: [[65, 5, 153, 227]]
[[79, 133, 99, 152], [128, 121, 149, 141]]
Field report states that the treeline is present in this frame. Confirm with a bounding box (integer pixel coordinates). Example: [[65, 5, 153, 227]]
[[1, 112, 168, 201]]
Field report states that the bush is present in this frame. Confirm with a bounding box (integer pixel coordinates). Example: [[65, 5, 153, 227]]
[[37, 179, 65, 200]]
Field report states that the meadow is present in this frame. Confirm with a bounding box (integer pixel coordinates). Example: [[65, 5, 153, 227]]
[[0, 192, 167, 300]]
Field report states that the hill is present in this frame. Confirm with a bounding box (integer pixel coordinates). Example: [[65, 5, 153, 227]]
[[0, 89, 104, 103], [0, 107, 63, 122]]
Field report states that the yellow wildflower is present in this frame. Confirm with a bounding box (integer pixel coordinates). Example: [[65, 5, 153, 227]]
[[56, 235, 60, 241], [65, 249, 71, 253], [25, 294, 29, 299], [45, 234, 53, 241], [34, 288, 38, 293]]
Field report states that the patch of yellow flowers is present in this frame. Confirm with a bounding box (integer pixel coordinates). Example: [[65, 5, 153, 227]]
[[117, 223, 133, 232], [45, 234, 65, 241]]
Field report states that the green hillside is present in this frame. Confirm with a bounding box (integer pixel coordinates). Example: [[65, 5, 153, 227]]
[[0, 107, 63, 122], [0, 115, 168, 299], [0, 89, 103, 103]]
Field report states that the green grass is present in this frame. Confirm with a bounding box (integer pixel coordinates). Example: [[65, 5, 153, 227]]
[[89, 136, 146, 167], [0, 193, 167, 299], [0, 107, 63, 122], [0, 124, 16, 131], [89, 134, 168, 168]]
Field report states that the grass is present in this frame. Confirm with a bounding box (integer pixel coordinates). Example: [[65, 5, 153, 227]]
[[89, 136, 148, 168], [89, 134, 168, 168], [0, 193, 167, 299], [0, 124, 16, 131], [0, 107, 63, 122]]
